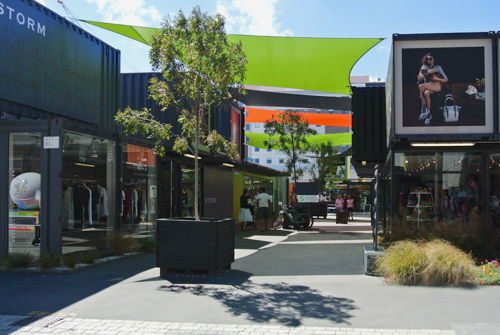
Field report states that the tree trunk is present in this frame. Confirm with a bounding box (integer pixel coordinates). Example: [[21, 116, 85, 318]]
[[194, 109, 200, 221]]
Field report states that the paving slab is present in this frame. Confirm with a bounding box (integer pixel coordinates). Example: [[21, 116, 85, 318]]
[[1, 214, 499, 333]]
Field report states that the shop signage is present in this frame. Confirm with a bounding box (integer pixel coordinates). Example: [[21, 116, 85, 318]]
[[43, 136, 59, 149], [0, 0, 119, 126], [0, 1, 46, 36], [9, 224, 35, 231], [205, 197, 216, 204], [298, 195, 317, 203]]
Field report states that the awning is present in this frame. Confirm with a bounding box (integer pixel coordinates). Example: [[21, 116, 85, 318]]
[[246, 107, 351, 127], [236, 88, 352, 110], [81, 20, 383, 95], [245, 132, 352, 149]]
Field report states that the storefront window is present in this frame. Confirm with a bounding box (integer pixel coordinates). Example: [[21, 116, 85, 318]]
[[180, 167, 199, 217], [394, 151, 483, 224], [61, 131, 115, 255], [395, 152, 482, 173], [243, 175, 273, 203], [489, 153, 500, 226], [8, 132, 42, 257], [121, 144, 157, 242], [350, 183, 372, 212]]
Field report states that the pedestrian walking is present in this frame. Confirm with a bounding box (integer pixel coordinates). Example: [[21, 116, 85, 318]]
[[238, 189, 253, 231], [335, 195, 344, 212], [256, 186, 272, 231], [347, 195, 355, 220], [290, 189, 298, 207]]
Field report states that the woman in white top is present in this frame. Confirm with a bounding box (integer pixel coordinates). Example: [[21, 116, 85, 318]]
[[417, 52, 448, 126]]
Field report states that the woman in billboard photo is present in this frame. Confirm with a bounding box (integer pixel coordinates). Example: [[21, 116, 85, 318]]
[[417, 52, 448, 125]]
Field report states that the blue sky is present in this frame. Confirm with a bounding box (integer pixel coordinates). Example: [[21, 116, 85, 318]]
[[37, 0, 500, 83]]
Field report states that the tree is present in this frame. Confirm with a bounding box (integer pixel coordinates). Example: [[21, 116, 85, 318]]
[[115, 6, 247, 220], [308, 141, 340, 192], [263, 111, 317, 185]]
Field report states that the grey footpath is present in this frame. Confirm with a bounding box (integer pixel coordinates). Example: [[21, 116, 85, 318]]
[[1, 214, 500, 335]]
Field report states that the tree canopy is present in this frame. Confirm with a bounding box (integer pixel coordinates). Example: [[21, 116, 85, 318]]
[[263, 111, 317, 185], [116, 6, 247, 220]]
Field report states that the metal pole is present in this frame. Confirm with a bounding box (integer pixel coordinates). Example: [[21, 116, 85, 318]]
[[170, 161, 173, 218]]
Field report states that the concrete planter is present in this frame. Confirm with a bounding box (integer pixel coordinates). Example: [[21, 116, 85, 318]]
[[156, 217, 235, 277], [363, 246, 385, 276]]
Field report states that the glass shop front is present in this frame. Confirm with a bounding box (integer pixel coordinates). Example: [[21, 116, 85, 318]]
[[387, 149, 500, 227], [3, 123, 157, 258]]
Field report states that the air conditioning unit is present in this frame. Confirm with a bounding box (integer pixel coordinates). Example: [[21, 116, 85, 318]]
[[363, 246, 384, 275]]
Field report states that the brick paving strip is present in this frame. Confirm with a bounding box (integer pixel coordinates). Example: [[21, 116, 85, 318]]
[[0, 315, 472, 335]]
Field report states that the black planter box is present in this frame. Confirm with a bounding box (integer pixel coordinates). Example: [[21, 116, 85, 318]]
[[309, 202, 328, 219], [156, 217, 235, 277]]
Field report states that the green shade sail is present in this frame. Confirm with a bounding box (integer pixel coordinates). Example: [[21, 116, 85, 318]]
[[245, 132, 352, 149], [82, 20, 382, 95], [230, 35, 382, 95], [83, 20, 159, 45]]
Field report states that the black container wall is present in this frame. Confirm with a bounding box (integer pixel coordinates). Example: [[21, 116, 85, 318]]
[[351, 86, 387, 177], [99, 45, 121, 133], [0, 0, 120, 131], [296, 182, 321, 196], [120, 73, 234, 146], [203, 166, 233, 218], [120, 73, 179, 149]]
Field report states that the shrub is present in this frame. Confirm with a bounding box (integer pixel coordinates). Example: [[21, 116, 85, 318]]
[[379, 210, 500, 260], [376, 240, 428, 285], [140, 239, 156, 253], [376, 239, 476, 286], [37, 252, 62, 269], [0, 251, 36, 269], [109, 233, 139, 256], [476, 259, 500, 285], [62, 255, 77, 268], [80, 251, 99, 264], [420, 240, 476, 286]]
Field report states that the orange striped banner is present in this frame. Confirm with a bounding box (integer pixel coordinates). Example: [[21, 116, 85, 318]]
[[245, 107, 351, 127]]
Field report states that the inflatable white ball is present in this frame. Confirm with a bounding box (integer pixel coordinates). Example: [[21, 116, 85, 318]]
[[10, 172, 41, 210]]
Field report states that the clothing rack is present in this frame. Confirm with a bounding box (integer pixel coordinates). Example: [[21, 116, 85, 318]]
[[64, 178, 97, 184]]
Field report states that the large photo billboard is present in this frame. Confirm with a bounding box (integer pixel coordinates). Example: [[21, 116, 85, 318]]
[[394, 37, 493, 137]]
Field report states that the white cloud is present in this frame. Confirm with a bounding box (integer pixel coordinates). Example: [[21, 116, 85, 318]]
[[85, 0, 162, 26], [35, 0, 46, 6], [216, 0, 292, 36]]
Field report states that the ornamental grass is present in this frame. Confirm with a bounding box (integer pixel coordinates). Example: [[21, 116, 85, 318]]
[[109, 232, 140, 256], [376, 239, 476, 286]]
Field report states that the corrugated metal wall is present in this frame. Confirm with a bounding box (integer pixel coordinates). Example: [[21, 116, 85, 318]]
[[0, 0, 120, 132], [203, 166, 233, 218], [120, 72, 233, 145], [99, 45, 121, 132], [352, 86, 387, 162]]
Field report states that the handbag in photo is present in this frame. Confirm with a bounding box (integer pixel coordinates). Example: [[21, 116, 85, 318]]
[[439, 94, 461, 122]]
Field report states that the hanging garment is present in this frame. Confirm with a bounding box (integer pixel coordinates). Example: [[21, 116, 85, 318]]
[[121, 190, 126, 217], [62, 187, 74, 229], [73, 184, 90, 221], [132, 188, 138, 218], [141, 189, 147, 215], [97, 185, 109, 217], [86, 185, 92, 225], [124, 189, 130, 218]]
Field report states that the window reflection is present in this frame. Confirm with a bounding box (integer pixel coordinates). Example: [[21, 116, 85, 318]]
[[8, 132, 42, 257]]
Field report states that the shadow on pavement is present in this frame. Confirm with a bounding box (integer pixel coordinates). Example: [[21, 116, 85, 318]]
[[0, 253, 156, 316], [157, 280, 357, 327], [160, 269, 253, 286]]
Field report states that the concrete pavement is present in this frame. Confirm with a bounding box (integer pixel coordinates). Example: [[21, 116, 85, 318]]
[[1, 213, 500, 334]]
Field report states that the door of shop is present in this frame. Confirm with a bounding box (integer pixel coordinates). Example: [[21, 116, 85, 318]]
[[0, 119, 63, 258]]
